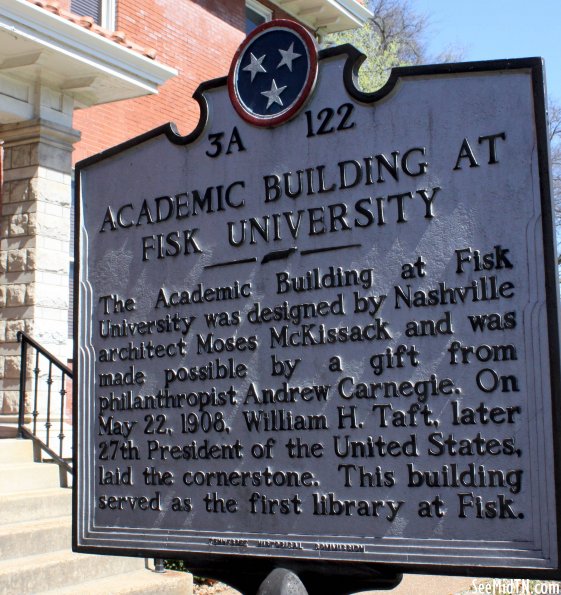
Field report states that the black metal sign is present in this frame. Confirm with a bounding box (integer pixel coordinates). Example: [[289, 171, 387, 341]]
[[74, 25, 561, 590]]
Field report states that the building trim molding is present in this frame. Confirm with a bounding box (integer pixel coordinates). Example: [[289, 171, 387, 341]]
[[0, 0, 177, 105]]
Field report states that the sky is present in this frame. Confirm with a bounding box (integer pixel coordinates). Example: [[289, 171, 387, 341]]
[[413, 0, 561, 103]]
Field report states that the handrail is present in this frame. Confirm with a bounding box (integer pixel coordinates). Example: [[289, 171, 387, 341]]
[[17, 331, 73, 376], [17, 331, 73, 481]]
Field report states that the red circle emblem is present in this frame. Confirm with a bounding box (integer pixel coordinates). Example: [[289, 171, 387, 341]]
[[228, 20, 318, 127]]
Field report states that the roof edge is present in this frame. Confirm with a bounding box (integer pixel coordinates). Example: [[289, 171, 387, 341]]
[[0, 0, 177, 92]]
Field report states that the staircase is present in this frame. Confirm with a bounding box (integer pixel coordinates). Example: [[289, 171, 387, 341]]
[[0, 439, 193, 595]]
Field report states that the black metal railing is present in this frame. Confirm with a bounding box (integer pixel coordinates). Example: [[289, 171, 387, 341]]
[[17, 331, 73, 484]]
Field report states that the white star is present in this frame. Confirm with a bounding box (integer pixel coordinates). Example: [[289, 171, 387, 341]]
[[261, 79, 287, 110], [277, 42, 301, 71], [242, 53, 267, 82]]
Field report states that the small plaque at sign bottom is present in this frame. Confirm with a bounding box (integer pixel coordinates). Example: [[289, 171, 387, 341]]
[[74, 24, 561, 587]]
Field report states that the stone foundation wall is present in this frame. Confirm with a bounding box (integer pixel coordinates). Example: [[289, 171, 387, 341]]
[[0, 120, 78, 415]]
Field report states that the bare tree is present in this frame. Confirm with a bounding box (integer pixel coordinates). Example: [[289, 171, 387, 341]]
[[367, 0, 427, 64], [549, 101, 561, 216], [547, 100, 561, 267], [324, 0, 462, 92]]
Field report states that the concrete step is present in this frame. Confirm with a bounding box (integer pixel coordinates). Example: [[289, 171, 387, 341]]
[[36, 568, 194, 594], [0, 486, 72, 525], [0, 461, 61, 493], [0, 438, 33, 463], [0, 549, 146, 594], [0, 416, 19, 438], [0, 436, 193, 594], [0, 515, 71, 560]]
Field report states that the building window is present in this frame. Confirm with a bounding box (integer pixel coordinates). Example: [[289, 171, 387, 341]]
[[246, 0, 272, 34], [71, 0, 116, 30]]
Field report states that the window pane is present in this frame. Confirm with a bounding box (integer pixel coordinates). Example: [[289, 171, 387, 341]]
[[246, 5, 266, 34], [71, 0, 102, 25]]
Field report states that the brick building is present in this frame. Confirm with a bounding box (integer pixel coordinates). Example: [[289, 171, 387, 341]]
[[0, 0, 370, 426], [71, 0, 371, 161]]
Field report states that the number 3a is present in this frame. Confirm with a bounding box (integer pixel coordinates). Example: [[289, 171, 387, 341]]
[[206, 127, 246, 158]]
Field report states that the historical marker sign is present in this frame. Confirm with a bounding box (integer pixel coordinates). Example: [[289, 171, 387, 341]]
[[74, 21, 561, 584]]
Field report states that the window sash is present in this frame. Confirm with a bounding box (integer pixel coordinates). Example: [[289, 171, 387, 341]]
[[71, 0, 115, 30], [246, 0, 272, 33]]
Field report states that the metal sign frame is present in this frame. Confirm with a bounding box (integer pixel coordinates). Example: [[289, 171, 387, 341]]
[[73, 46, 561, 591]]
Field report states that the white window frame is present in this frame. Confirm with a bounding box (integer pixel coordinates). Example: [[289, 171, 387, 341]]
[[71, 0, 116, 30], [246, 0, 272, 32], [100, 0, 116, 31]]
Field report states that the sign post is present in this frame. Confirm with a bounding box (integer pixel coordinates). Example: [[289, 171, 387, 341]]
[[74, 21, 561, 593]]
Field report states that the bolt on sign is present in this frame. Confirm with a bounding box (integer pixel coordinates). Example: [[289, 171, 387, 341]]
[[74, 20, 561, 587]]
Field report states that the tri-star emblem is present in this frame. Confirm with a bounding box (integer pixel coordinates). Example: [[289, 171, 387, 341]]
[[228, 20, 318, 127]]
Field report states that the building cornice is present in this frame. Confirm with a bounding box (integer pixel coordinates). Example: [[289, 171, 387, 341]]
[[0, 0, 177, 109], [271, 0, 372, 34]]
